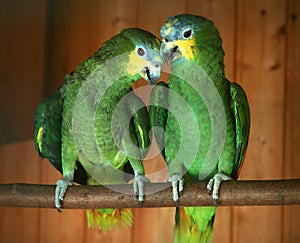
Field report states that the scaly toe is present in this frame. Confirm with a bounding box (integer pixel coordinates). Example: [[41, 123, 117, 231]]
[[207, 172, 232, 205], [139, 200, 143, 207], [213, 198, 218, 206], [133, 173, 150, 206], [168, 175, 184, 204], [55, 176, 73, 211]]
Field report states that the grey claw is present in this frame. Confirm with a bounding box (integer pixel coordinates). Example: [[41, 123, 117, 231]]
[[207, 188, 212, 195], [133, 173, 151, 206], [207, 172, 232, 205], [55, 176, 73, 211], [168, 175, 185, 205], [56, 207, 62, 213], [213, 198, 218, 206], [139, 200, 143, 207], [174, 200, 179, 207]]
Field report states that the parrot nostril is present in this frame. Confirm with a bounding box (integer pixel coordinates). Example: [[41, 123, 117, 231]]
[[171, 46, 178, 53], [145, 67, 151, 81]]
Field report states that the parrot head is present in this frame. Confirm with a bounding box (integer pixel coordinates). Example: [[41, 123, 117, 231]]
[[160, 14, 224, 64], [121, 28, 163, 85]]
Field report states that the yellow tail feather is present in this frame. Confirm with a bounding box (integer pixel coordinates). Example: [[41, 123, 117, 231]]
[[86, 208, 133, 231], [174, 207, 215, 243]]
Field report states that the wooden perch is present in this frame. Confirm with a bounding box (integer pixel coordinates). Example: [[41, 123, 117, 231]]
[[0, 180, 299, 209]]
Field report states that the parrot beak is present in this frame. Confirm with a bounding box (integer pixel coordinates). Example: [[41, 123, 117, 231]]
[[143, 53, 163, 85], [144, 65, 161, 85], [160, 39, 179, 64]]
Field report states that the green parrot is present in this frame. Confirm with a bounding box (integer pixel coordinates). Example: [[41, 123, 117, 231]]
[[150, 14, 250, 242], [34, 28, 163, 230]]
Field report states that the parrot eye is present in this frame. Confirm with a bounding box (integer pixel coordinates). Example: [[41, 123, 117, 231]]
[[182, 28, 192, 39], [137, 47, 146, 56]]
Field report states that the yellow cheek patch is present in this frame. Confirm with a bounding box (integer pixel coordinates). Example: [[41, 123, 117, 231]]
[[175, 38, 196, 61], [37, 127, 44, 152], [127, 51, 149, 75]]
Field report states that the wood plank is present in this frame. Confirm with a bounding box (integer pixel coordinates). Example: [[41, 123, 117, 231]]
[[84, 227, 132, 243], [132, 208, 175, 243], [233, 206, 282, 243], [137, 0, 187, 37], [0, 140, 41, 243], [43, 0, 101, 95], [39, 208, 86, 243], [211, 207, 231, 243], [2, 2, 297, 243], [233, 0, 287, 242], [0, 0, 46, 144], [283, 0, 300, 242]]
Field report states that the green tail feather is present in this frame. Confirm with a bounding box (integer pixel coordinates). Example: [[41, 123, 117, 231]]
[[174, 206, 215, 243], [86, 208, 133, 231]]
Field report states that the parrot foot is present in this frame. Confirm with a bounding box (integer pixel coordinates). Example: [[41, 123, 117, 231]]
[[207, 172, 232, 205], [133, 173, 151, 207], [55, 176, 73, 212], [168, 175, 184, 206]]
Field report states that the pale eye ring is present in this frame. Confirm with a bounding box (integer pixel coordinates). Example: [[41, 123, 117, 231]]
[[182, 28, 192, 39], [137, 47, 146, 56]]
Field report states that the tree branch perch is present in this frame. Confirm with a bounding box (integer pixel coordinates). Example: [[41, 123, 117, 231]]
[[0, 180, 299, 209]]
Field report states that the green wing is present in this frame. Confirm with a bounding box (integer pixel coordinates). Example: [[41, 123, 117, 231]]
[[149, 81, 169, 158], [34, 92, 63, 170], [122, 89, 152, 182], [229, 82, 250, 179], [129, 91, 151, 155], [34, 90, 88, 185]]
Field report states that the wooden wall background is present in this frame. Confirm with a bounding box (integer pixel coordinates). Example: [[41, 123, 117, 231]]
[[0, 0, 299, 242]]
